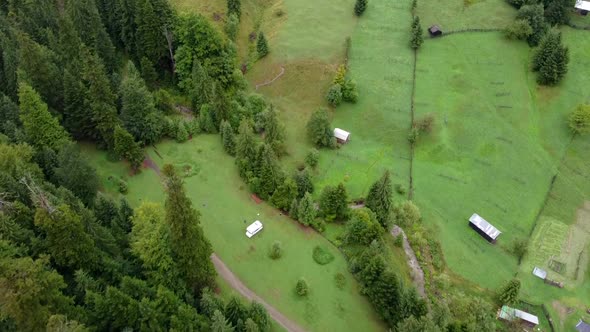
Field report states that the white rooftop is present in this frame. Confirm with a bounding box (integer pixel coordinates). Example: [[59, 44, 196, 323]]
[[334, 128, 350, 141], [469, 213, 501, 240], [575, 0, 590, 11], [532, 267, 547, 280], [246, 220, 263, 238], [514, 308, 539, 325]]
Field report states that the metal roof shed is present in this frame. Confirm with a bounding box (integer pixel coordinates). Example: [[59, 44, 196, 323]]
[[498, 306, 539, 327], [532, 267, 547, 280], [575, 0, 590, 11], [334, 128, 351, 143], [576, 320, 590, 332], [469, 213, 501, 243]]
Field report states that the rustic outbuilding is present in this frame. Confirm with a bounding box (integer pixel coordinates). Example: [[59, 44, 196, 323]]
[[575, 0, 590, 15], [428, 25, 443, 37], [468, 213, 501, 243], [334, 128, 351, 144]]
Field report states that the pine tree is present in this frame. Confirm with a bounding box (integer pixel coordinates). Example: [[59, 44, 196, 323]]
[[263, 105, 285, 154], [294, 169, 314, 199], [257, 32, 269, 59], [114, 126, 145, 169], [249, 302, 270, 332], [18, 82, 70, 150], [81, 48, 119, 147], [254, 144, 284, 199], [410, 16, 424, 49], [225, 13, 239, 41], [307, 108, 335, 148], [270, 178, 298, 211], [236, 120, 258, 178], [498, 278, 521, 305], [532, 29, 569, 85], [227, 0, 242, 19], [365, 171, 393, 228], [199, 104, 217, 133], [354, 0, 368, 16], [220, 120, 236, 155], [120, 61, 163, 145], [53, 143, 100, 206], [297, 192, 316, 226], [135, 0, 163, 63], [289, 198, 299, 219], [191, 60, 214, 111], [140, 57, 158, 87], [211, 310, 234, 332], [163, 164, 216, 293], [319, 183, 349, 222]]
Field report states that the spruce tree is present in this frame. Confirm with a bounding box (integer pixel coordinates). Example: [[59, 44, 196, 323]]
[[516, 4, 547, 46], [120, 61, 163, 145], [410, 16, 424, 49], [289, 198, 299, 219], [257, 32, 269, 59], [319, 183, 349, 222], [270, 178, 298, 211], [498, 278, 521, 305], [191, 60, 214, 111], [135, 0, 161, 62], [532, 29, 568, 85], [225, 13, 239, 41], [199, 104, 217, 133], [263, 105, 285, 155], [114, 126, 145, 170], [307, 108, 335, 148], [365, 171, 393, 228], [63, 68, 93, 139], [355, 0, 368, 16], [18, 82, 70, 150], [53, 143, 100, 206], [254, 144, 284, 199], [236, 120, 258, 178], [297, 192, 316, 226], [163, 164, 216, 293], [294, 169, 314, 199], [140, 57, 158, 87], [211, 310, 234, 332], [220, 120, 236, 155], [227, 0, 242, 20]]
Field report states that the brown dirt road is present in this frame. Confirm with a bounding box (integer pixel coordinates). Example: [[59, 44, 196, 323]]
[[210, 254, 307, 332]]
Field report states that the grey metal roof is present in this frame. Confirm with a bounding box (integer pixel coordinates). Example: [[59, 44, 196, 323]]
[[577, 320, 590, 332], [469, 213, 502, 240]]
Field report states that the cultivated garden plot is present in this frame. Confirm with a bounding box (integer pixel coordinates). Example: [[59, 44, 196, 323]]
[[82, 137, 384, 332]]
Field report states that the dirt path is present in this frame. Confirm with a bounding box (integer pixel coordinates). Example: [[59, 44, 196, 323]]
[[390, 226, 426, 297], [255, 66, 285, 90], [210, 254, 307, 332]]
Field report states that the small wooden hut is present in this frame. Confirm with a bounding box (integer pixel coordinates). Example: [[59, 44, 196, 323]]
[[428, 25, 443, 37]]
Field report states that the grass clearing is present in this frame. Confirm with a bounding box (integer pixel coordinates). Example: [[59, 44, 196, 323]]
[[82, 136, 384, 332], [415, 0, 514, 31]]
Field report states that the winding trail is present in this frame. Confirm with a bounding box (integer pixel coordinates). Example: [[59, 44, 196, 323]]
[[211, 254, 307, 332], [255, 66, 285, 90], [390, 226, 426, 297]]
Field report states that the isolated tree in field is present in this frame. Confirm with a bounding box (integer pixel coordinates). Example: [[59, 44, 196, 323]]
[[257, 32, 269, 58], [220, 120, 236, 155], [497, 278, 521, 305], [532, 29, 568, 85], [326, 84, 343, 106], [307, 108, 336, 148], [298, 192, 316, 226], [355, 0, 368, 16], [270, 177, 298, 211], [569, 104, 590, 135], [319, 183, 349, 222], [18, 82, 69, 150], [410, 16, 424, 49], [163, 164, 215, 293], [366, 171, 393, 228], [227, 0, 241, 19], [225, 13, 239, 41], [269, 241, 283, 259], [114, 126, 144, 169], [296, 278, 309, 296]]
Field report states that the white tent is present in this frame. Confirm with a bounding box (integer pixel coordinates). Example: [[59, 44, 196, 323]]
[[575, 0, 590, 11], [246, 220, 263, 238], [334, 128, 350, 143]]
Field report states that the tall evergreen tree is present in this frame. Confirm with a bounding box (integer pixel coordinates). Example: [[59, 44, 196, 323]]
[[516, 4, 547, 46], [81, 48, 119, 147], [211, 310, 234, 332], [114, 126, 145, 170], [53, 143, 100, 207], [163, 164, 216, 293], [270, 178, 298, 211], [257, 32, 269, 58], [134, 0, 167, 63], [191, 60, 214, 111], [307, 108, 335, 148], [497, 278, 521, 305], [294, 169, 314, 199], [220, 120, 236, 155], [354, 0, 368, 16], [297, 192, 316, 226], [319, 183, 349, 222], [365, 171, 393, 228], [236, 120, 258, 178], [18, 82, 69, 150], [263, 105, 285, 154], [254, 144, 284, 199], [0, 15, 19, 100], [410, 16, 424, 49], [532, 29, 568, 85], [120, 61, 163, 145]]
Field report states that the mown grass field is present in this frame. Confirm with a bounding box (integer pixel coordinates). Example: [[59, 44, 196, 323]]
[[415, 0, 515, 31], [82, 137, 385, 332]]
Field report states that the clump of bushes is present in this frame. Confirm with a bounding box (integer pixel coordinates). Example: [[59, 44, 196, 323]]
[[118, 179, 128, 194], [312, 246, 335, 265], [334, 273, 346, 289], [326, 84, 343, 106], [326, 65, 358, 107], [305, 148, 319, 168], [269, 241, 283, 259], [504, 19, 533, 40], [296, 278, 309, 297]]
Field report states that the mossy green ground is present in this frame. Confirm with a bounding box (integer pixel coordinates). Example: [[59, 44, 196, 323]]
[[82, 137, 384, 332]]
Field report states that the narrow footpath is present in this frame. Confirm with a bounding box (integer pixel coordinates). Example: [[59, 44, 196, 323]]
[[211, 254, 307, 332], [390, 226, 426, 297]]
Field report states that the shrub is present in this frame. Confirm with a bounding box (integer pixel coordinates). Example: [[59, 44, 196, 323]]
[[176, 122, 189, 142], [333, 65, 347, 85], [269, 241, 283, 259], [118, 180, 128, 194], [393, 201, 421, 227], [511, 238, 528, 262], [312, 218, 326, 233], [326, 84, 343, 107], [354, 0, 368, 16], [257, 32, 269, 58], [569, 104, 590, 135], [312, 246, 335, 265], [504, 19, 533, 40], [407, 127, 419, 144], [305, 148, 319, 168], [334, 273, 346, 289], [225, 13, 239, 41], [415, 113, 435, 134], [341, 79, 358, 103], [296, 278, 309, 297], [393, 234, 404, 247], [395, 183, 407, 195]]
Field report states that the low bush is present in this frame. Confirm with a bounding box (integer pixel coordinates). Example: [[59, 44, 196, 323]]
[[312, 245, 335, 265], [269, 241, 283, 260], [118, 180, 128, 194], [296, 278, 309, 297], [335, 273, 346, 289]]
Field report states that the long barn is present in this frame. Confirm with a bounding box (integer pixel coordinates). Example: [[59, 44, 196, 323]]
[[469, 213, 501, 243]]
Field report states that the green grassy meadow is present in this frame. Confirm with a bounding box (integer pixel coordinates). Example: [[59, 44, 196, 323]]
[[82, 137, 385, 332], [415, 0, 515, 31]]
